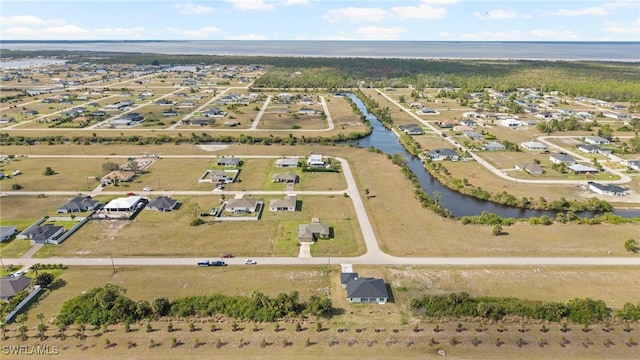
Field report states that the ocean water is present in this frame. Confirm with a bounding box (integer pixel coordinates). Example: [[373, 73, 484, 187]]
[[1, 41, 639, 61]]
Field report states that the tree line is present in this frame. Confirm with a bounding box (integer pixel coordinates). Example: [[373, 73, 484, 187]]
[[55, 284, 332, 327], [409, 292, 640, 324]]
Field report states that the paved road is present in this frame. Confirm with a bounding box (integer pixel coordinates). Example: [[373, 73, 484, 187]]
[[2, 256, 638, 267], [249, 95, 271, 130]]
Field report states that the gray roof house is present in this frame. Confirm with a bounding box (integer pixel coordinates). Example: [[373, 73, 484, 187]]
[[225, 198, 261, 214], [484, 141, 506, 151], [344, 276, 389, 304], [550, 153, 576, 165], [57, 196, 100, 213], [585, 136, 611, 145], [217, 157, 242, 167], [427, 148, 460, 161], [297, 219, 330, 242], [210, 170, 234, 183], [276, 158, 300, 168], [515, 163, 544, 175], [272, 172, 299, 183], [18, 224, 65, 244], [0, 276, 32, 300], [398, 124, 424, 135], [269, 195, 297, 212], [587, 182, 628, 196], [0, 226, 17, 242], [147, 196, 178, 212]]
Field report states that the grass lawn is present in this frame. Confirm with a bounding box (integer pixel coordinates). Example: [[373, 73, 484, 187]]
[[0, 157, 104, 192]]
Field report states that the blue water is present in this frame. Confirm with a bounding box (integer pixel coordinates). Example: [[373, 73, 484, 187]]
[[1, 41, 639, 61]]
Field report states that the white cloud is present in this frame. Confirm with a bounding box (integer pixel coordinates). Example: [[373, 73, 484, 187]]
[[96, 27, 146, 38], [225, 33, 267, 40], [460, 30, 523, 40], [225, 0, 274, 11], [355, 26, 406, 40], [474, 9, 517, 20], [285, 0, 309, 5], [603, 18, 640, 35], [0, 15, 60, 26], [4, 27, 39, 37], [604, 0, 637, 9], [530, 29, 580, 40], [173, 2, 214, 14], [438, 31, 451, 38], [422, 0, 458, 4], [391, 4, 447, 20], [551, 7, 608, 16], [322, 7, 388, 23]]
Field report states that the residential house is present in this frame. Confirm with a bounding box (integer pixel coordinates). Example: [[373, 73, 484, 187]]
[[409, 102, 423, 109], [576, 144, 611, 155], [306, 154, 325, 168], [462, 130, 485, 141], [342, 274, 389, 304], [18, 224, 65, 244], [587, 182, 628, 196], [500, 118, 522, 128], [515, 163, 545, 175], [521, 141, 548, 151], [584, 136, 611, 145], [484, 141, 506, 151], [398, 124, 424, 135], [162, 110, 178, 116], [225, 198, 260, 214], [272, 172, 299, 183], [210, 170, 234, 183], [297, 219, 330, 242], [103, 196, 145, 213], [203, 108, 226, 117], [417, 108, 440, 115], [104, 170, 136, 183], [0, 276, 32, 301], [0, 226, 17, 242], [216, 157, 242, 167], [57, 196, 100, 213], [147, 196, 178, 212], [550, 153, 576, 165], [190, 118, 212, 126], [298, 107, 317, 115], [435, 119, 456, 128], [622, 160, 640, 171], [155, 99, 175, 106], [427, 148, 460, 161], [269, 195, 297, 212], [276, 158, 300, 168], [567, 164, 599, 174], [460, 119, 477, 127], [0, 116, 15, 123]]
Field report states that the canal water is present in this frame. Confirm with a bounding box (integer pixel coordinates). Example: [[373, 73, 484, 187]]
[[342, 93, 640, 219]]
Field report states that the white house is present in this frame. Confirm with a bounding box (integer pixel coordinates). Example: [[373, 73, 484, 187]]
[[521, 141, 548, 151], [307, 154, 325, 168], [276, 158, 300, 168], [269, 195, 297, 212], [584, 136, 610, 145], [587, 182, 628, 196], [500, 118, 522, 128]]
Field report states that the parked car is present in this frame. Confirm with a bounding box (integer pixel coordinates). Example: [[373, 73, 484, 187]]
[[127, 192, 136, 196], [244, 259, 257, 265], [197, 260, 210, 267], [221, 253, 233, 258], [143, 187, 153, 191], [212, 261, 227, 267]]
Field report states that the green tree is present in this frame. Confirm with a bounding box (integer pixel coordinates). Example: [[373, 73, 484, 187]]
[[624, 239, 638, 253], [492, 224, 503, 236], [101, 161, 120, 173], [43, 167, 55, 176], [35, 272, 55, 288]]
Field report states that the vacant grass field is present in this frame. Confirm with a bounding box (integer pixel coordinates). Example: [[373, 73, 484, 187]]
[[36, 194, 364, 258], [0, 157, 107, 192], [324, 96, 363, 126]]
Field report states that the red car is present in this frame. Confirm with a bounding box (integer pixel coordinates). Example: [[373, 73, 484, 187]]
[[220, 253, 233, 258], [127, 192, 136, 196]]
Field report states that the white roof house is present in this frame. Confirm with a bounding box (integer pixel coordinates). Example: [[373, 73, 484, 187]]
[[307, 154, 325, 167], [521, 141, 548, 151], [500, 118, 522, 128], [104, 196, 143, 212]]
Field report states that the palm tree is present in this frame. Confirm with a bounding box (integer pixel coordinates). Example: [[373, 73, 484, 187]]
[[582, 323, 590, 333], [57, 323, 67, 340], [18, 325, 28, 341], [77, 322, 87, 340], [560, 322, 569, 333], [36, 312, 45, 325], [604, 338, 613, 347], [540, 324, 549, 333], [494, 337, 501, 347], [189, 322, 195, 332], [167, 322, 173, 333], [37, 323, 47, 340], [624, 322, 633, 333]]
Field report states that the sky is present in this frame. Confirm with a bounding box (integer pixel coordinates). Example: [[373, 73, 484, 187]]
[[0, 0, 639, 41]]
